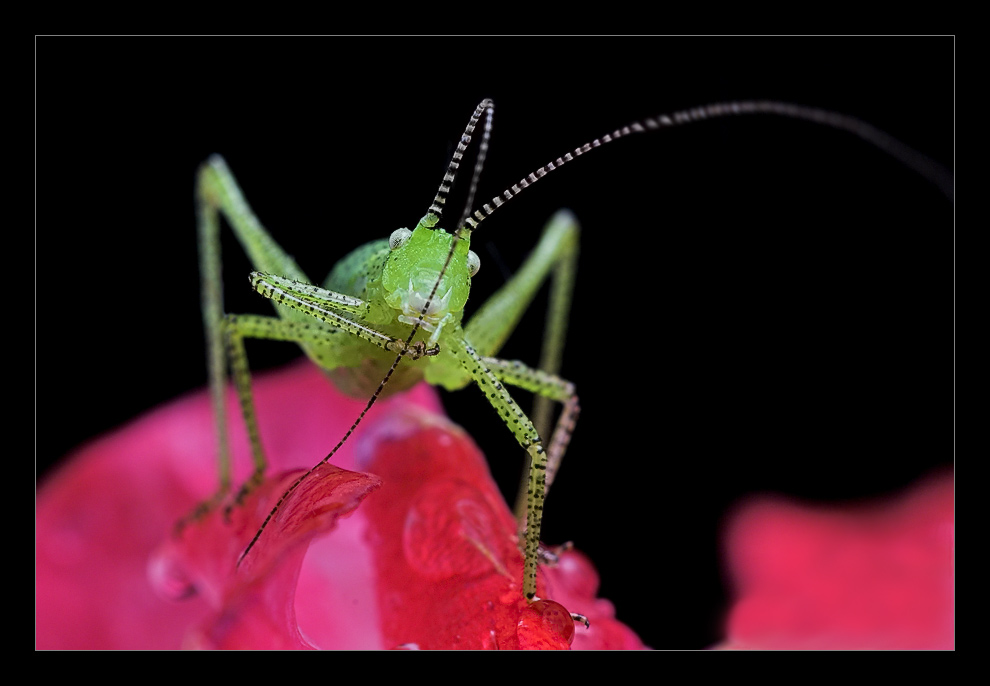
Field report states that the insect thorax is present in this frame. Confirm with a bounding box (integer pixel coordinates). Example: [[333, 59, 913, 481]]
[[310, 228, 472, 399]]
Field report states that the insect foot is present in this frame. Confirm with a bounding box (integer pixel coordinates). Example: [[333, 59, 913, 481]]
[[224, 470, 267, 521], [538, 541, 575, 567], [389, 339, 440, 359], [173, 490, 227, 536]]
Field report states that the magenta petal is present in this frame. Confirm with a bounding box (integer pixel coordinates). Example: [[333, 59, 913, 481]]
[[542, 549, 648, 650], [722, 473, 954, 650], [149, 465, 381, 649], [37, 361, 436, 650], [355, 406, 647, 650], [37, 361, 644, 650]]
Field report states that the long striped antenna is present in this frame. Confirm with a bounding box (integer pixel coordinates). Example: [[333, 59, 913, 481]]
[[456, 100, 953, 237], [417, 99, 495, 231], [238, 104, 498, 567], [239, 98, 950, 570], [412, 98, 952, 364], [395, 98, 951, 611], [455, 101, 494, 232]]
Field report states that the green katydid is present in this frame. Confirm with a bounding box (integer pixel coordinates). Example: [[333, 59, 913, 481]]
[[194, 98, 951, 606]]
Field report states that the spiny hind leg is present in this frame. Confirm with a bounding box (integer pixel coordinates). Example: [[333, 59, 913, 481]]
[[181, 314, 353, 525], [191, 155, 313, 528], [194, 150, 436, 529]]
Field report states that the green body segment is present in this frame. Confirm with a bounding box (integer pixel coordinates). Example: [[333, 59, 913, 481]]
[[197, 154, 580, 602], [319, 224, 476, 396]]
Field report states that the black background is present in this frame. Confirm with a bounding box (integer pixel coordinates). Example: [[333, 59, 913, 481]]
[[37, 37, 953, 649]]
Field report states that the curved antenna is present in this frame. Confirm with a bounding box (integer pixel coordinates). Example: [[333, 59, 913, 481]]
[[456, 100, 953, 236], [239, 98, 951, 568], [239, 102, 498, 566], [455, 102, 494, 232], [419, 99, 495, 230]]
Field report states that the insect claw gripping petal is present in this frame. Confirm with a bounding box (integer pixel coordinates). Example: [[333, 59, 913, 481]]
[[173, 490, 228, 535], [538, 541, 574, 567], [227, 471, 266, 516]]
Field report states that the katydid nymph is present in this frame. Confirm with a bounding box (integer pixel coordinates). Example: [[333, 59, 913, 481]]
[[194, 98, 951, 611]]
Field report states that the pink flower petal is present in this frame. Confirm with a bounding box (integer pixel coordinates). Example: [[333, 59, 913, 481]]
[[148, 464, 381, 649], [36, 361, 437, 650], [353, 407, 646, 649], [37, 361, 644, 650], [721, 473, 954, 650]]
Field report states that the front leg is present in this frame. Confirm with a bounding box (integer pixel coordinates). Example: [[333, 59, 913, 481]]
[[480, 356, 580, 499], [464, 210, 578, 440], [463, 210, 579, 520], [450, 338, 579, 602]]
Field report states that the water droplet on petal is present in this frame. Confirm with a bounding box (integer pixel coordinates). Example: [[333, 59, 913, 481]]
[[517, 599, 575, 649]]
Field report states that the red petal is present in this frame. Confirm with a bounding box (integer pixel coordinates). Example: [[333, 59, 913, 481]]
[[36, 362, 435, 649], [38, 361, 645, 650], [355, 406, 646, 650], [722, 473, 954, 650], [149, 464, 381, 649]]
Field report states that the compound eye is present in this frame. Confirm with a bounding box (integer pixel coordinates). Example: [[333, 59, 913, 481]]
[[467, 250, 481, 277], [389, 228, 412, 250]]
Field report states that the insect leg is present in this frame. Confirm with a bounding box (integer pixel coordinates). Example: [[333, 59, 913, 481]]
[[195, 155, 323, 514], [448, 337, 544, 600], [248, 273, 440, 359], [219, 285, 439, 507], [218, 314, 368, 506], [464, 209, 578, 370], [480, 357, 579, 500], [463, 209, 579, 516], [449, 337, 577, 602]]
